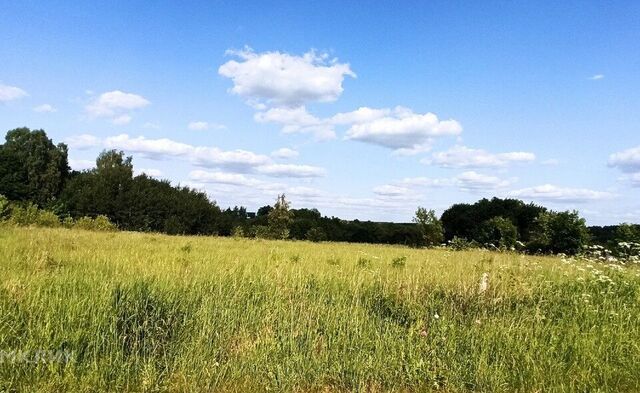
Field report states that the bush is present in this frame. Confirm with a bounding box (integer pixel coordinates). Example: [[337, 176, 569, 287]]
[[0, 194, 9, 220], [73, 215, 117, 231], [9, 203, 60, 227], [448, 236, 476, 251], [527, 211, 589, 255], [475, 217, 518, 249], [306, 227, 327, 242]]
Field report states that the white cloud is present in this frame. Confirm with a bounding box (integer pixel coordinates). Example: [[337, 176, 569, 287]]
[[188, 121, 209, 131], [609, 146, 640, 174], [454, 171, 512, 191], [104, 134, 269, 171], [0, 83, 28, 102], [218, 47, 356, 106], [330, 107, 390, 125], [397, 176, 453, 188], [255, 106, 336, 140], [271, 148, 299, 159], [190, 170, 262, 187], [509, 184, 614, 203], [64, 134, 101, 150], [373, 184, 412, 196], [33, 104, 56, 113], [187, 121, 225, 131], [99, 134, 324, 178], [85, 90, 150, 121], [345, 107, 462, 152], [256, 164, 325, 178], [589, 74, 605, 80], [136, 168, 163, 178], [112, 114, 132, 125], [424, 145, 535, 168], [68, 159, 95, 171]]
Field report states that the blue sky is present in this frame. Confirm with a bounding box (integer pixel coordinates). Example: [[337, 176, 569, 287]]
[[1, 1, 639, 224]]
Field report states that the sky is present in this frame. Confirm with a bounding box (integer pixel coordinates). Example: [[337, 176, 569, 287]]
[[1, 1, 639, 225]]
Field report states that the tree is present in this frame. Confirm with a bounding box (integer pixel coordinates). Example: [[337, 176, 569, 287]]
[[267, 194, 293, 239], [413, 207, 444, 247], [528, 210, 590, 255], [0, 127, 69, 206], [475, 217, 518, 249]]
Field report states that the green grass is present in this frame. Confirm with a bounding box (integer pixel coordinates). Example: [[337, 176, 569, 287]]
[[0, 226, 639, 392]]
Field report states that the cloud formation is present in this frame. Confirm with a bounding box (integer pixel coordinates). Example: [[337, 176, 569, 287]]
[[0, 83, 28, 102], [68, 133, 325, 179], [345, 107, 462, 152], [85, 90, 150, 122], [218, 48, 356, 107], [609, 146, 640, 174], [33, 104, 56, 113], [509, 184, 614, 203], [271, 148, 299, 159], [424, 145, 535, 168]]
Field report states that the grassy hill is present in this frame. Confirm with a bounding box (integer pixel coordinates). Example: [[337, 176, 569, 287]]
[[1, 226, 639, 392]]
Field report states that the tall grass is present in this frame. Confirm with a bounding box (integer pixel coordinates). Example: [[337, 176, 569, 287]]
[[0, 226, 638, 392]]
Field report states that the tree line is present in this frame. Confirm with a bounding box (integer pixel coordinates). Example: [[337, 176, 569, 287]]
[[1, 127, 638, 255]]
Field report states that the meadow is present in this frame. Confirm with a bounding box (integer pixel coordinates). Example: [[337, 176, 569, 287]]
[[0, 226, 639, 392]]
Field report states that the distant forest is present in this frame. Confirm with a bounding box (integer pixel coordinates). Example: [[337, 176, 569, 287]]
[[1, 127, 638, 255]]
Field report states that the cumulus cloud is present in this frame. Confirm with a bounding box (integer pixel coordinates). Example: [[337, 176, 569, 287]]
[[376, 171, 512, 195], [373, 184, 413, 196], [271, 148, 299, 159], [218, 48, 356, 106], [345, 107, 462, 152], [85, 90, 150, 122], [424, 145, 535, 168], [508, 184, 614, 203], [454, 171, 512, 191], [112, 114, 132, 125], [589, 74, 605, 80], [33, 104, 56, 113], [609, 146, 640, 174], [254, 106, 336, 140], [0, 83, 28, 102], [104, 134, 269, 171], [188, 121, 226, 131], [256, 164, 325, 178], [64, 134, 101, 150], [85, 133, 325, 178], [188, 121, 210, 131]]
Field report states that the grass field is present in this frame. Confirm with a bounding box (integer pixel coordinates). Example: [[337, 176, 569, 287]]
[[0, 226, 639, 392]]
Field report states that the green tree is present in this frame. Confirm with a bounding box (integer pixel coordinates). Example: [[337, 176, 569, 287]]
[[614, 223, 640, 243], [413, 207, 444, 247], [476, 216, 518, 248], [0, 127, 69, 206], [528, 210, 589, 255], [268, 194, 293, 239]]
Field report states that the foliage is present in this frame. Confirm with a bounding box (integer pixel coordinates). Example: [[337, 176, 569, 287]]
[[267, 194, 293, 239], [61, 150, 221, 235], [305, 226, 327, 242], [0, 127, 69, 207], [448, 236, 476, 251], [0, 194, 9, 220], [475, 216, 518, 249], [413, 207, 444, 247], [528, 211, 590, 255], [9, 203, 60, 227], [74, 215, 117, 232], [441, 198, 545, 243]]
